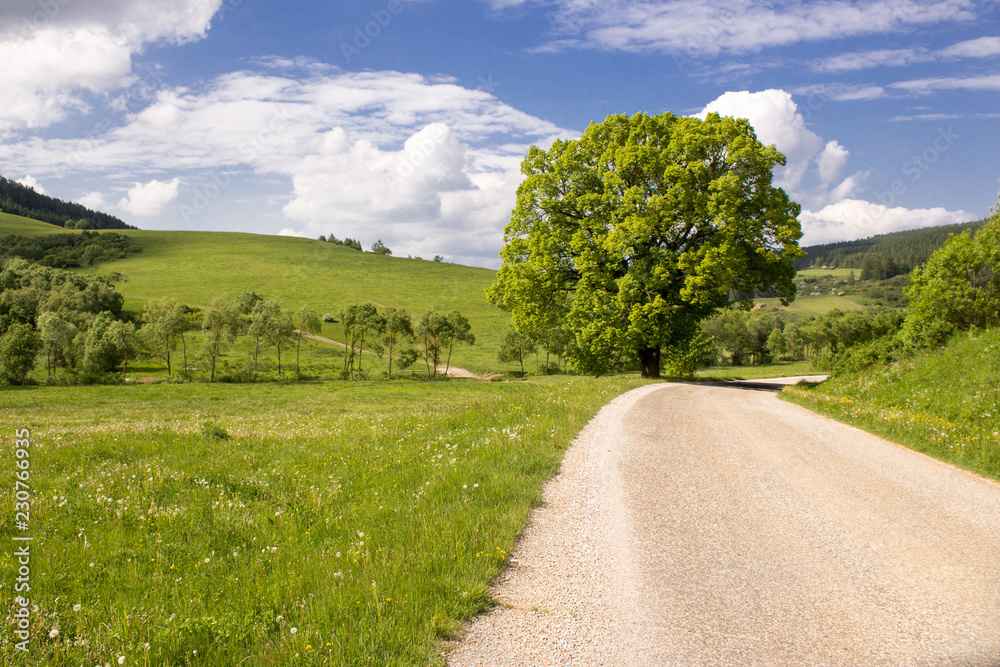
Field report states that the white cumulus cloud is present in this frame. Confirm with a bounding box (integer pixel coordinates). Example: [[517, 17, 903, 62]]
[[0, 0, 223, 133], [16, 174, 47, 195], [698, 89, 969, 246], [698, 89, 826, 195], [816, 140, 850, 185], [118, 178, 180, 216], [0, 63, 573, 266], [800, 200, 970, 245]]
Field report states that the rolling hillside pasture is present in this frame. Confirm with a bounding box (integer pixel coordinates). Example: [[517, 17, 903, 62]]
[[0, 217, 519, 376], [0, 211, 72, 237]]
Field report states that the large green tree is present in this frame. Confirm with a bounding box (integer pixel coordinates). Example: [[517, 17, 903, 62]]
[[488, 112, 802, 377]]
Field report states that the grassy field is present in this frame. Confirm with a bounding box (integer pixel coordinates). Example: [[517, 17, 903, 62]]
[[755, 294, 864, 317], [0, 375, 648, 666], [794, 267, 856, 279], [782, 328, 1000, 483], [0, 212, 72, 236], [0, 217, 517, 376]]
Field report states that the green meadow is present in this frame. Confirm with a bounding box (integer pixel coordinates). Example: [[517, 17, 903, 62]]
[[0, 375, 647, 665], [0, 212, 71, 237], [782, 328, 1000, 483], [754, 294, 864, 318], [793, 267, 856, 280]]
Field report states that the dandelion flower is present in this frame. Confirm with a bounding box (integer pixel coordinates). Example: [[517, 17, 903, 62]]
[[118, 657, 126, 665], [49, 628, 59, 639], [290, 627, 298, 635], [73, 603, 82, 612]]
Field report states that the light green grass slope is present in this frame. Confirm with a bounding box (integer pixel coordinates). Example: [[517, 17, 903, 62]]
[[1, 218, 516, 374], [783, 328, 1000, 482], [0, 211, 69, 236]]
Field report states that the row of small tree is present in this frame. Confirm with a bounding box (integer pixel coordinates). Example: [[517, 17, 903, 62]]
[[0, 253, 483, 384], [337, 305, 474, 380]]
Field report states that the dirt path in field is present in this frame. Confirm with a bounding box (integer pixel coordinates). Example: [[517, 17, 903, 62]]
[[296, 330, 482, 379], [446, 380, 1000, 666]]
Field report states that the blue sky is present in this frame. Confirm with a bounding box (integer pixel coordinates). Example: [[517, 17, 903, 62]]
[[1, 0, 998, 267]]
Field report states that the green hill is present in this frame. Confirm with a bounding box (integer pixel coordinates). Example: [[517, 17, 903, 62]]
[[0, 210, 74, 236], [1, 216, 511, 375]]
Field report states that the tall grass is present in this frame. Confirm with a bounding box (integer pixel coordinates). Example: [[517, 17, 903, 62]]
[[0, 376, 646, 665], [782, 328, 1000, 482]]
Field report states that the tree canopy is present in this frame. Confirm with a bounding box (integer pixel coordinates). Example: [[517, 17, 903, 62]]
[[903, 210, 1000, 347], [488, 111, 803, 377]]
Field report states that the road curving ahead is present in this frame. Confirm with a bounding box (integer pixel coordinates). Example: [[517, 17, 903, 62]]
[[447, 380, 1000, 666]]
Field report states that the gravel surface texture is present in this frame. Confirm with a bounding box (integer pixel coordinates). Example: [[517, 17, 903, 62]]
[[445, 381, 1000, 666]]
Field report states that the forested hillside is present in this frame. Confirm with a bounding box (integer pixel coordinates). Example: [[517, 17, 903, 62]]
[[0, 174, 132, 230], [794, 219, 987, 279]]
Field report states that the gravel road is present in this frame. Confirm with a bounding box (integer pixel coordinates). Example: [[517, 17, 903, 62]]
[[446, 381, 1000, 666]]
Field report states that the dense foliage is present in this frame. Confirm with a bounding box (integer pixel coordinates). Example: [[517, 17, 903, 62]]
[[1, 230, 142, 268], [0, 175, 132, 229], [489, 111, 802, 378]]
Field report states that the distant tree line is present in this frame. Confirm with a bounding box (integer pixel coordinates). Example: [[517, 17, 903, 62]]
[[1, 231, 141, 268], [793, 219, 987, 275], [318, 234, 363, 251], [0, 175, 132, 230]]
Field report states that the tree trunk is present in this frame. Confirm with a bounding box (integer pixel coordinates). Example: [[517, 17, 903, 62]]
[[296, 333, 302, 376], [638, 347, 661, 379], [181, 333, 188, 380], [166, 348, 171, 376], [358, 331, 364, 378], [427, 340, 432, 378]]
